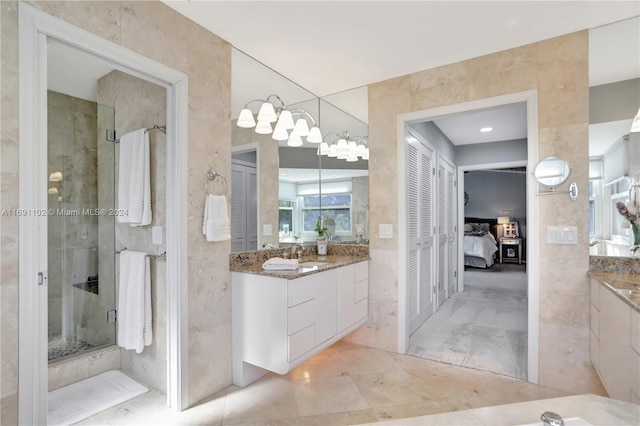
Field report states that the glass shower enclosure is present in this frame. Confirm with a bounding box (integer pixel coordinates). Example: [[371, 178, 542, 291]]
[[47, 91, 117, 361]]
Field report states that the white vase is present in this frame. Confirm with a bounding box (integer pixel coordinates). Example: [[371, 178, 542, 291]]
[[317, 239, 328, 256]]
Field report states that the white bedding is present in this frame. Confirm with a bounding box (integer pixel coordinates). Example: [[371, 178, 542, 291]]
[[464, 233, 498, 267]]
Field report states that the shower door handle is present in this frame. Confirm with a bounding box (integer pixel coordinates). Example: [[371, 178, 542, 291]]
[[38, 271, 48, 286]]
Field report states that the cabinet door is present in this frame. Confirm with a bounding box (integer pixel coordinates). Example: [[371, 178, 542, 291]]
[[599, 288, 631, 401], [337, 262, 368, 332]]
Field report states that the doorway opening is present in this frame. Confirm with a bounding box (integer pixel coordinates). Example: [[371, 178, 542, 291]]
[[397, 90, 540, 384]]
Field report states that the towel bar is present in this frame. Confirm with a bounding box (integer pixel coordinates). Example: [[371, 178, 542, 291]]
[[205, 168, 227, 195], [115, 247, 166, 261]]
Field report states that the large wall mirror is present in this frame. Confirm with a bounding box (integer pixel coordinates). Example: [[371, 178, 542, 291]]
[[588, 16, 640, 257], [231, 49, 369, 252]]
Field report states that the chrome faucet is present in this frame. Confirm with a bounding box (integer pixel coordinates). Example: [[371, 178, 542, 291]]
[[290, 244, 303, 260]]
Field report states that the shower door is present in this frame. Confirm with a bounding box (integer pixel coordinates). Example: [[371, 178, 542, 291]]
[[47, 92, 117, 362]]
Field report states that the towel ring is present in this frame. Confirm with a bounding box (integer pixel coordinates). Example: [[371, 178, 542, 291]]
[[205, 169, 227, 195]]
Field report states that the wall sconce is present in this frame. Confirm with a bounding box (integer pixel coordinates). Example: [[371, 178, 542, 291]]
[[319, 131, 369, 162], [236, 94, 322, 147]]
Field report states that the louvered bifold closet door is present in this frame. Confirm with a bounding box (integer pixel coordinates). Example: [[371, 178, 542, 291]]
[[247, 167, 258, 250], [445, 165, 456, 297], [437, 165, 447, 307], [231, 163, 247, 252], [407, 137, 435, 334]]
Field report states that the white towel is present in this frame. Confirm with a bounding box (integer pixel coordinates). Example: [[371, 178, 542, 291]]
[[202, 194, 231, 242], [117, 251, 152, 354], [117, 128, 152, 227], [262, 257, 300, 271]]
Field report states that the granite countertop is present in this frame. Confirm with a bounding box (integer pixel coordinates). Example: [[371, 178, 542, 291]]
[[588, 270, 640, 313], [360, 394, 639, 425], [230, 254, 369, 280]]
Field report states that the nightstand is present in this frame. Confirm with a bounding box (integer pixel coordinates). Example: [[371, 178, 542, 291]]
[[500, 238, 522, 264]]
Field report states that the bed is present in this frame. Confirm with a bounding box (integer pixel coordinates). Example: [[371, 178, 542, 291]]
[[464, 217, 499, 268]]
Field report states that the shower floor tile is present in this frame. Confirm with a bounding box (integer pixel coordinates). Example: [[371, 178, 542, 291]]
[[48, 336, 95, 361]]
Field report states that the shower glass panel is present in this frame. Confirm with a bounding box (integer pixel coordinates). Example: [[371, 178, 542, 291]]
[[47, 91, 117, 362]]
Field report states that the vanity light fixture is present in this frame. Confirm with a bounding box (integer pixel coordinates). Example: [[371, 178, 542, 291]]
[[630, 107, 640, 132], [480, 126, 493, 133], [236, 94, 323, 146], [319, 131, 369, 162]]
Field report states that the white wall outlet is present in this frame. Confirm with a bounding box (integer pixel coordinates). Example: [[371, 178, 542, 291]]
[[263, 224, 272, 236], [152, 226, 163, 245], [380, 224, 393, 239], [547, 225, 578, 245]]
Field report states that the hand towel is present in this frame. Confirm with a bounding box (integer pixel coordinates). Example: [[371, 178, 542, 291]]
[[262, 257, 300, 270], [117, 128, 152, 227], [117, 250, 152, 354], [202, 194, 231, 242]]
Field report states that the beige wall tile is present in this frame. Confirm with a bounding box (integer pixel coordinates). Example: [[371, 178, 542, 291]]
[[364, 31, 596, 394], [2, 1, 233, 419]]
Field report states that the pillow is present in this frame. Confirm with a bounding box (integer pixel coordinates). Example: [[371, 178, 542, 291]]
[[464, 224, 473, 232], [467, 223, 490, 233]]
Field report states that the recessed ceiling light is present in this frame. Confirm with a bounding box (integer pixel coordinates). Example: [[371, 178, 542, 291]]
[[480, 127, 493, 133]]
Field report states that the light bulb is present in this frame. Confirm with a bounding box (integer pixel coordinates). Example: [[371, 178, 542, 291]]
[[293, 118, 310, 136], [257, 102, 277, 122], [306, 126, 323, 143], [272, 121, 289, 141], [277, 110, 295, 129], [255, 120, 272, 134], [236, 108, 256, 128], [287, 132, 303, 147]]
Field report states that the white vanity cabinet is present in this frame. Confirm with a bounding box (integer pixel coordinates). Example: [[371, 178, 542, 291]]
[[232, 260, 369, 387], [590, 278, 640, 403]]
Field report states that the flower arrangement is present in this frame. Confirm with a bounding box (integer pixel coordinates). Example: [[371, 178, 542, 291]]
[[616, 201, 640, 251], [616, 201, 638, 225]]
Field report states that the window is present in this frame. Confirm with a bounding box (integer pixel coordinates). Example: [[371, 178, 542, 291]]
[[278, 200, 294, 235], [301, 193, 352, 234]]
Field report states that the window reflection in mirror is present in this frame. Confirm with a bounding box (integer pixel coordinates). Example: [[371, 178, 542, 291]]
[[588, 16, 640, 257]]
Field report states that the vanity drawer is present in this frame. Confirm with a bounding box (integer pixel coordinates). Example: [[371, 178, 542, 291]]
[[288, 324, 314, 362], [288, 299, 315, 335], [355, 261, 368, 282], [288, 275, 317, 307], [354, 279, 368, 303]]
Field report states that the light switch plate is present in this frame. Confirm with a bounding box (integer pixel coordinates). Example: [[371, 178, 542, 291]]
[[263, 224, 272, 236], [547, 225, 578, 245], [380, 224, 393, 239]]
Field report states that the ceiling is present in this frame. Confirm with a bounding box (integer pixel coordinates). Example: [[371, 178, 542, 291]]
[[163, 1, 639, 154], [48, 2, 640, 155]]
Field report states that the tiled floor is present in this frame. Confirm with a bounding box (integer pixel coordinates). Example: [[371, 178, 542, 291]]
[[78, 341, 572, 425]]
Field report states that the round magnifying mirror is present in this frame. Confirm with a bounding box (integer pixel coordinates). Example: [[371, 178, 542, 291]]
[[534, 156, 571, 188]]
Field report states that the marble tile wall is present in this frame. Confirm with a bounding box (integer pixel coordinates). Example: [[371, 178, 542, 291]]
[[355, 31, 602, 395], [0, 1, 232, 422], [98, 69, 167, 392]]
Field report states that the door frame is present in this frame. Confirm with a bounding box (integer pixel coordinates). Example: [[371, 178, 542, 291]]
[[18, 4, 190, 423], [397, 90, 539, 385]]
